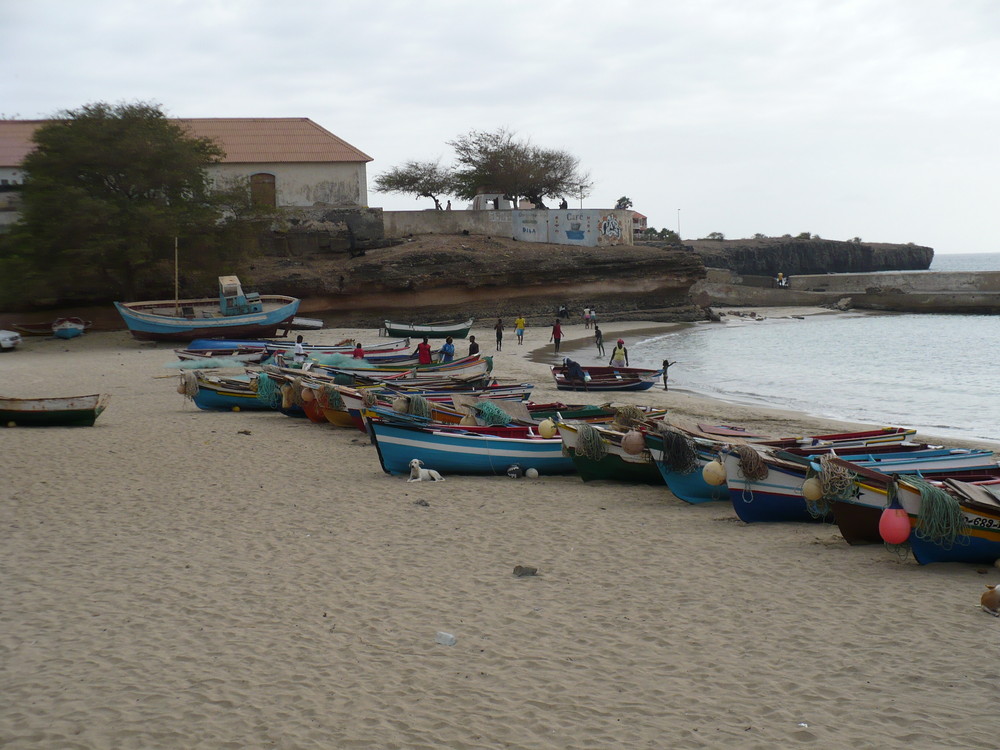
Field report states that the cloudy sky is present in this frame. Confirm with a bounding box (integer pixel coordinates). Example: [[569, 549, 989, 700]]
[[4, 0, 998, 254]]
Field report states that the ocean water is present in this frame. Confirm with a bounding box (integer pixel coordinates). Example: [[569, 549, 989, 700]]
[[623, 312, 999, 446], [930, 252, 1000, 271]]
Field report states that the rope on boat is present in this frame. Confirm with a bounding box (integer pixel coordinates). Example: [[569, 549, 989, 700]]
[[655, 424, 698, 474], [734, 444, 768, 481], [808, 454, 857, 518], [475, 400, 511, 426], [905, 474, 969, 550], [612, 405, 645, 430], [255, 372, 282, 408], [362, 390, 379, 407], [576, 423, 608, 462]]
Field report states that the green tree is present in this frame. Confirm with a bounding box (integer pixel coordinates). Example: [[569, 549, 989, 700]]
[[615, 196, 633, 210], [11, 101, 228, 301], [447, 128, 590, 208], [703, 231, 725, 240], [373, 160, 454, 210]]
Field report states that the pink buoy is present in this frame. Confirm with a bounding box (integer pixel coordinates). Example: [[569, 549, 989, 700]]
[[879, 503, 911, 545]]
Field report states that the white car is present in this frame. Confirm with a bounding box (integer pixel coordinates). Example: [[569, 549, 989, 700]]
[[0, 329, 22, 350]]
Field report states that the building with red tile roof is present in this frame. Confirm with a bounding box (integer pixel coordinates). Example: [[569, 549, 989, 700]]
[[0, 118, 372, 224]]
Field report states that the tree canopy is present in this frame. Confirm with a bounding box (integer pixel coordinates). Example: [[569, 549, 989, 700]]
[[372, 160, 453, 210], [372, 128, 591, 209], [615, 196, 633, 210], [2, 101, 258, 304]]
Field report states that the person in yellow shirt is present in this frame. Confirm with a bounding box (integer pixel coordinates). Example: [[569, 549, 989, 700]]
[[514, 315, 527, 345]]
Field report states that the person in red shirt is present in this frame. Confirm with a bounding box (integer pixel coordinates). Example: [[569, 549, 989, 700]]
[[550, 319, 563, 353], [414, 337, 433, 365], [352, 343, 365, 359]]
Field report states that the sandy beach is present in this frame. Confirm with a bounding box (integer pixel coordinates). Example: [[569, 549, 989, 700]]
[[2, 315, 997, 749]]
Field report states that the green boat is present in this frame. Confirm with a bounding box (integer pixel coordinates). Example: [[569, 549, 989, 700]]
[[556, 421, 664, 484], [0, 393, 110, 426]]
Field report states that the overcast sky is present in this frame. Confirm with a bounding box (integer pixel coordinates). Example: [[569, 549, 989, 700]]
[[4, 0, 998, 254]]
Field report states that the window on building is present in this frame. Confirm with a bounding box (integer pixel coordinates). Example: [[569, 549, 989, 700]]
[[250, 173, 277, 207]]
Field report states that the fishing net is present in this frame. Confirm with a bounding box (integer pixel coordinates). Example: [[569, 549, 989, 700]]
[[319, 385, 344, 410], [575, 423, 608, 461], [254, 372, 282, 408], [164, 357, 246, 369], [475, 400, 511, 426], [334, 373, 354, 386], [406, 394, 432, 419], [804, 454, 858, 518], [311, 352, 374, 368], [905, 475, 968, 550], [362, 390, 379, 407], [178, 371, 199, 400], [612, 405, 646, 430], [655, 424, 698, 474], [288, 377, 305, 407]]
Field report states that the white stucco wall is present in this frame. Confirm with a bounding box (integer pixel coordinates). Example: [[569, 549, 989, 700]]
[[208, 162, 369, 207]]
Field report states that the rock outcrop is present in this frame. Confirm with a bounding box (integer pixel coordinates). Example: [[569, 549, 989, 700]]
[[248, 234, 708, 327], [654, 237, 934, 276]]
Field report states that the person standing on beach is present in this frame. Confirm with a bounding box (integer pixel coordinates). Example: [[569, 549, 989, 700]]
[[414, 337, 433, 365], [550, 319, 563, 353], [661, 358, 677, 390], [494, 318, 504, 351], [609, 338, 629, 367], [440, 336, 456, 363], [594, 325, 605, 357], [293, 335, 306, 364], [468, 335, 480, 357], [514, 315, 526, 345], [352, 343, 365, 359], [583, 307, 591, 330]]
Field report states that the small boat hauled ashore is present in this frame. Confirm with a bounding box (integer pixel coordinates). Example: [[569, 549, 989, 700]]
[[115, 276, 300, 342], [383, 318, 474, 339], [0, 393, 110, 426]]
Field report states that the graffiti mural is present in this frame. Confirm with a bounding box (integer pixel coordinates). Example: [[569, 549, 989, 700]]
[[599, 213, 623, 240]]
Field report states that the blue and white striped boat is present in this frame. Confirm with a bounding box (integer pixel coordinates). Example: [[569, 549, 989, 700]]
[[368, 418, 576, 476]]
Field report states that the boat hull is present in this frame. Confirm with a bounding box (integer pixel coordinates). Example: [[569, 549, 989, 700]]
[[384, 319, 474, 339], [0, 394, 109, 427], [368, 420, 575, 476], [114, 297, 300, 342]]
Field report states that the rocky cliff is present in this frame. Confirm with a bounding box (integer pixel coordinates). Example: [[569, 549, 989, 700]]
[[650, 237, 934, 276], [248, 234, 708, 327]]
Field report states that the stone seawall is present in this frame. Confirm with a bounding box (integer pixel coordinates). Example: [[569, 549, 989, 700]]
[[692, 269, 1000, 313]]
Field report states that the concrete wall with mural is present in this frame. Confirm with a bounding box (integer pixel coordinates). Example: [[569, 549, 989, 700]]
[[382, 208, 633, 247]]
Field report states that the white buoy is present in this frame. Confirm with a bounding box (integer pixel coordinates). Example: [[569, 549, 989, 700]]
[[702, 459, 726, 486], [801, 477, 823, 502], [525, 468, 539, 479]]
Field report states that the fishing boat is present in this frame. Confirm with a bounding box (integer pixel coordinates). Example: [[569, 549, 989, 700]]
[[383, 318, 474, 339], [367, 417, 575, 476], [177, 371, 275, 412], [305, 354, 493, 383], [820, 456, 1000, 546], [556, 419, 667, 484], [721, 444, 998, 524], [12, 317, 93, 338], [0, 393, 110, 426], [646, 425, 921, 505], [115, 276, 300, 341], [551, 365, 661, 392], [184, 336, 411, 354]]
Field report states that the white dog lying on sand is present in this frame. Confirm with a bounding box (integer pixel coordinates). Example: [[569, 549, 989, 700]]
[[408, 459, 444, 482]]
